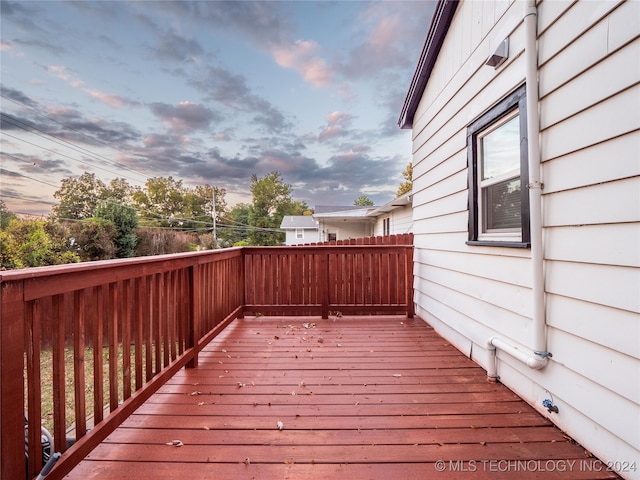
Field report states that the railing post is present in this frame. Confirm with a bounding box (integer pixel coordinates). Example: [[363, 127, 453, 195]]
[[187, 264, 200, 368], [320, 252, 330, 319], [0, 280, 26, 480], [406, 246, 415, 318]]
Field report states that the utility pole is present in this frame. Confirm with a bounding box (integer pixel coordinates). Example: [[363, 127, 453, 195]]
[[212, 189, 217, 247]]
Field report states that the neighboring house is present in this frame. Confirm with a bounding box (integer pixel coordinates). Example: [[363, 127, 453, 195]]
[[279, 215, 318, 245], [312, 205, 376, 242], [369, 191, 413, 236], [399, 0, 639, 477]]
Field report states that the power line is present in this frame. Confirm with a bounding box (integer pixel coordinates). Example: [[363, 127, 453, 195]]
[[1, 130, 144, 183], [0, 167, 60, 189], [0, 193, 56, 205], [0, 95, 150, 181]]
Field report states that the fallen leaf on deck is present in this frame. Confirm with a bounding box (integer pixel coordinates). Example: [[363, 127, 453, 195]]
[[166, 440, 184, 447]]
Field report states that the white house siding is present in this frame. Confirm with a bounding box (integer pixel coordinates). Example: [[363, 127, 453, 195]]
[[373, 205, 414, 236], [284, 229, 316, 246], [410, 0, 639, 476]]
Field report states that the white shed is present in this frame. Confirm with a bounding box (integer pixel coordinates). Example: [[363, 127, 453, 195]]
[[399, 0, 639, 477]]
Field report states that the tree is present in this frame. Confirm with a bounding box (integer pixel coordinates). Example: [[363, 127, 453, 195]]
[[0, 200, 16, 230], [248, 172, 293, 246], [70, 218, 117, 261], [106, 178, 134, 202], [218, 203, 251, 247], [53, 172, 107, 220], [133, 177, 227, 233], [353, 195, 374, 206], [95, 201, 138, 258], [0, 218, 79, 269], [290, 200, 312, 216], [133, 176, 185, 227], [396, 162, 413, 197]]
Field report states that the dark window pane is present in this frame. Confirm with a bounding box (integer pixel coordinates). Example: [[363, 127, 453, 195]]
[[483, 178, 521, 230]]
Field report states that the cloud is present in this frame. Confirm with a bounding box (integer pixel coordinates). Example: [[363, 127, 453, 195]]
[[318, 111, 354, 142], [3, 152, 73, 175], [43, 65, 140, 108], [337, 2, 436, 79], [272, 40, 332, 87], [190, 66, 292, 132], [0, 85, 38, 108], [149, 101, 220, 133], [43, 107, 141, 145], [148, 1, 294, 48], [150, 28, 204, 63]]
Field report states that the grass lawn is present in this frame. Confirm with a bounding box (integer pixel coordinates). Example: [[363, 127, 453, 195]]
[[27, 345, 140, 436]]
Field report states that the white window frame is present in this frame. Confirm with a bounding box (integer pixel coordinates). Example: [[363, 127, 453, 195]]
[[476, 110, 521, 242]]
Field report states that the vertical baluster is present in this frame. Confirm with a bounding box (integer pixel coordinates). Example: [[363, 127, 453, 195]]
[[52, 294, 67, 453], [122, 280, 132, 401], [26, 299, 42, 476], [134, 277, 144, 391], [94, 286, 105, 426], [73, 290, 87, 439], [108, 283, 119, 413]]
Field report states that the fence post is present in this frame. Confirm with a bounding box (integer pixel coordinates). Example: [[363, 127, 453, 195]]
[[406, 246, 415, 318], [320, 252, 330, 319], [0, 280, 26, 480], [186, 264, 200, 368]]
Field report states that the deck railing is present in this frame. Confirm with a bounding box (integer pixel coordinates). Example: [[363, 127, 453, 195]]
[[0, 243, 413, 480]]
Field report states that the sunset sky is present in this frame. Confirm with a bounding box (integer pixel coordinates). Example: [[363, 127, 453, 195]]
[[1, 0, 436, 215]]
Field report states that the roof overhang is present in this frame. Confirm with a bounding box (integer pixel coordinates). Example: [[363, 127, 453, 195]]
[[397, 0, 459, 129], [368, 191, 413, 216]]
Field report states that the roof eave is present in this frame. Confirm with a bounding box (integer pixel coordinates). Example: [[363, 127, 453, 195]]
[[398, 0, 459, 129]]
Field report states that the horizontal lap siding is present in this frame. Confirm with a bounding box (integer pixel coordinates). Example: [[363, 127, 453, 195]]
[[411, 0, 639, 474]]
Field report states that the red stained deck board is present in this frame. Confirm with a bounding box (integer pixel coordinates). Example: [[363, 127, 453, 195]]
[[66, 461, 620, 480], [63, 316, 614, 479]]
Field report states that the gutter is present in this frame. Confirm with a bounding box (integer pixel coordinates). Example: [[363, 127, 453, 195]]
[[487, 1, 550, 379]]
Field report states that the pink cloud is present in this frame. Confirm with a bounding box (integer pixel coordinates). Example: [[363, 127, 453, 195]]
[[319, 111, 353, 142], [272, 40, 332, 87], [45, 65, 137, 108], [86, 89, 127, 108]]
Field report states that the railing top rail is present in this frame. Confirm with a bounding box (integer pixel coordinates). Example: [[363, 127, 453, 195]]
[[244, 244, 414, 254], [0, 247, 244, 282]]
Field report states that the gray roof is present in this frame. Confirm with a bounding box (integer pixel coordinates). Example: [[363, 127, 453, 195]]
[[280, 215, 318, 229], [314, 205, 372, 214], [313, 205, 378, 217]]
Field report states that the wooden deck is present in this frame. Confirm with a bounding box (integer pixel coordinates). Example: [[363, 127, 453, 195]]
[[63, 316, 617, 479]]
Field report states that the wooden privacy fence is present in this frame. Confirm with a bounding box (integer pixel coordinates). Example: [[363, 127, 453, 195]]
[[302, 232, 413, 246], [244, 245, 414, 318], [0, 243, 413, 480]]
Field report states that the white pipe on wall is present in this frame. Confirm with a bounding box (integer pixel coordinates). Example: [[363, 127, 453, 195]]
[[487, 0, 550, 379]]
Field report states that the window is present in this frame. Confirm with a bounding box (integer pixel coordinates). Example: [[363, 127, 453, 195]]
[[467, 85, 530, 247], [383, 218, 390, 236], [295, 229, 303, 239]]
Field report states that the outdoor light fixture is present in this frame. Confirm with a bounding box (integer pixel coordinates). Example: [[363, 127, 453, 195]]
[[485, 38, 509, 68]]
